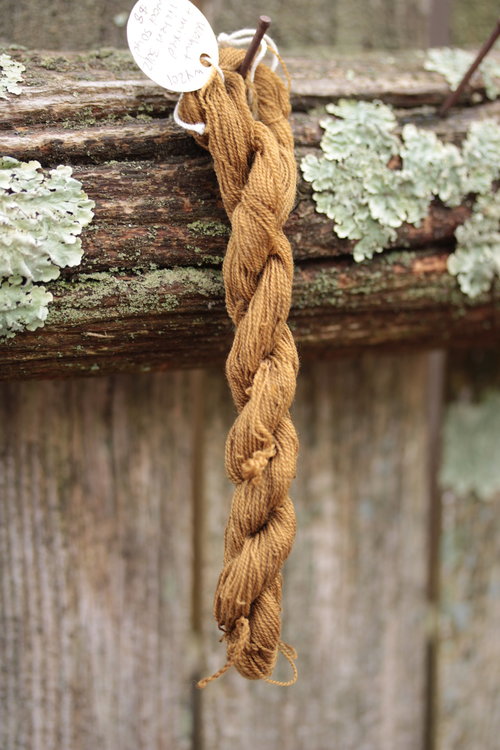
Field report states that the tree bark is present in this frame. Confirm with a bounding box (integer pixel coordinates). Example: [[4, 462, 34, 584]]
[[1, 50, 499, 379]]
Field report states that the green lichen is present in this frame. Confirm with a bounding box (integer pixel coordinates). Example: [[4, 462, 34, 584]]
[[461, 120, 500, 194], [170, 267, 224, 297], [82, 48, 139, 73], [293, 268, 341, 310], [425, 47, 500, 101], [199, 255, 223, 266], [301, 100, 500, 296], [447, 192, 500, 298], [0, 53, 25, 99], [440, 390, 500, 500], [38, 55, 69, 72], [49, 271, 179, 324], [0, 157, 94, 338], [0, 279, 52, 335], [187, 220, 230, 237], [47, 266, 224, 328], [191, 245, 223, 266]]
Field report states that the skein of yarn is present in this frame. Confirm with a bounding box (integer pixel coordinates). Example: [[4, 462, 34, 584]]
[[179, 45, 299, 687]]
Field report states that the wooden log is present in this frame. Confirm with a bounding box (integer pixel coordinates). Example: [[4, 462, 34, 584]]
[[198, 354, 435, 749], [1, 50, 499, 379], [2, 48, 499, 123], [1, 248, 498, 380]]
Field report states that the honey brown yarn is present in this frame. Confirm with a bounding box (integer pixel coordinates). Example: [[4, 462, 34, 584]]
[[179, 47, 299, 686]]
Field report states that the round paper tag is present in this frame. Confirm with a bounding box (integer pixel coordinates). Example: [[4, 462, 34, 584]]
[[127, 0, 219, 93]]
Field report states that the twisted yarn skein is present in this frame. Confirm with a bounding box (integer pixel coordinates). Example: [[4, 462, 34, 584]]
[[179, 47, 299, 686]]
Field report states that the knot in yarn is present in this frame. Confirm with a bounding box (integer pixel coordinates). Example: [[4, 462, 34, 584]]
[[179, 47, 299, 687]]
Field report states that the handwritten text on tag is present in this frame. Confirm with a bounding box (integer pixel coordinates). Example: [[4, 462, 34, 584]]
[[127, 0, 219, 93]]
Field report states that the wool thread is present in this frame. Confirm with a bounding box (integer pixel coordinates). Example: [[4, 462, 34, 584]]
[[217, 29, 279, 81], [179, 46, 299, 686]]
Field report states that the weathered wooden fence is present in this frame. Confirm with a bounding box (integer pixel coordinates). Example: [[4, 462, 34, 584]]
[[0, 43, 499, 750], [1, 0, 498, 50]]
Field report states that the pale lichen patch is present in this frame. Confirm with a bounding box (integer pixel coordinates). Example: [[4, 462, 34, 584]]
[[0, 279, 52, 336], [0, 157, 94, 338], [0, 53, 25, 99], [441, 390, 500, 500], [47, 266, 225, 327], [424, 47, 500, 101], [447, 193, 500, 298], [301, 99, 500, 297], [187, 220, 230, 238]]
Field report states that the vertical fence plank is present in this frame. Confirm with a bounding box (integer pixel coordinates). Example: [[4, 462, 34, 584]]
[[451, 0, 499, 46], [1, 0, 130, 49], [428, 0, 451, 46], [0, 0, 212, 49], [212, 0, 435, 50], [210, 0, 337, 47], [2, 1, 497, 60], [0, 372, 195, 750], [335, 0, 432, 52], [199, 353, 435, 750], [437, 352, 500, 750]]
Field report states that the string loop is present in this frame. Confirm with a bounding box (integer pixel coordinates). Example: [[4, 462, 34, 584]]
[[173, 32, 283, 134]]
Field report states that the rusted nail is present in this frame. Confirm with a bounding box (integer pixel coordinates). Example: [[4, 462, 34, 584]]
[[238, 15, 272, 78], [439, 18, 500, 116]]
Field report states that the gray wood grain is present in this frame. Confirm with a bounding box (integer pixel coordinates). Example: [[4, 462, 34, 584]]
[[437, 351, 500, 750], [1, 0, 132, 50], [198, 354, 434, 750], [1, 0, 495, 51], [0, 373, 196, 750]]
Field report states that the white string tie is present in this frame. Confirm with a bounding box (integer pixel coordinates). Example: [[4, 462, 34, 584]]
[[173, 54, 224, 135], [173, 98, 206, 134], [217, 29, 279, 82], [172, 34, 281, 134], [201, 53, 226, 85]]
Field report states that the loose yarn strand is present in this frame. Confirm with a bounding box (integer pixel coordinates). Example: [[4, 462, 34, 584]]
[[264, 641, 299, 686], [196, 616, 250, 689], [179, 45, 299, 687]]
